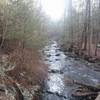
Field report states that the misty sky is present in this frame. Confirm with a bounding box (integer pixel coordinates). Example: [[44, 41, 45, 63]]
[[40, 0, 84, 21]]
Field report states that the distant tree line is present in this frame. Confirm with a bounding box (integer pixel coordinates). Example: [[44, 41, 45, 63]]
[[0, 0, 48, 48]]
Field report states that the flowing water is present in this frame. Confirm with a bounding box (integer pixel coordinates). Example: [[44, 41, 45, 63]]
[[42, 41, 100, 100]]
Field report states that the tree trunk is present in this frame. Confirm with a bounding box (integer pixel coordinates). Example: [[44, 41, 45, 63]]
[[68, 0, 73, 46], [95, 32, 98, 56], [83, 0, 91, 54]]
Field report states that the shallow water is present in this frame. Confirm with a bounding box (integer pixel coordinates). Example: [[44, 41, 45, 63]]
[[42, 41, 100, 100]]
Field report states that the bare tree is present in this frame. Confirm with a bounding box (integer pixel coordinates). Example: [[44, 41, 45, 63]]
[[68, 0, 73, 45], [95, 0, 100, 56], [82, 0, 91, 55]]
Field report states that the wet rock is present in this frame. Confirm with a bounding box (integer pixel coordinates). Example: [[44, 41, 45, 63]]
[[87, 63, 91, 66], [74, 49, 80, 56], [44, 58, 49, 61], [44, 58, 52, 62], [48, 70, 58, 73], [74, 58, 80, 61], [55, 54, 60, 56], [68, 46, 73, 52], [48, 60, 53, 62], [55, 58, 60, 61], [56, 93, 68, 99], [88, 58, 97, 63], [83, 55, 91, 61], [48, 70, 63, 74], [59, 71, 64, 74], [45, 91, 68, 99], [46, 90, 55, 94], [67, 54, 76, 58], [64, 52, 69, 55], [56, 48, 61, 51], [94, 69, 100, 72], [46, 54, 51, 57], [98, 63, 100, 66]]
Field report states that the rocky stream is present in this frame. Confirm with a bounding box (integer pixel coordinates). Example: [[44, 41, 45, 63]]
[[42, 41, 100, 100]]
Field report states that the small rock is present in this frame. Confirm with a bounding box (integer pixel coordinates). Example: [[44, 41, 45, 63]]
[[88, 58, 96, 63], [56, 93, 67, 99], [48, 70, 58, 73], [55, 59, 60, 61], [74, 58, 80, 61], [55, 54, 60, 56], [48, 70, 63, 74], [84, 55, 90, 61], [87, 63, 91, 66], [46, 54, 51, 57]]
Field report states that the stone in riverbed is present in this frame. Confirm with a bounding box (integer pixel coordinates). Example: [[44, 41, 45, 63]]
[[46, 54, 52, 57], [48, 70, 63, 74], [88, 58, 97, 63], [55, 53, 60, 56], [56, 92, 68, 99], [74, 58, 80, 61], [46, 91, 54, 94], [55, 58, 60, 61]]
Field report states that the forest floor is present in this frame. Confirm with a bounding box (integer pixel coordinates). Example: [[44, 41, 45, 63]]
[[60, 41, 100, 63]]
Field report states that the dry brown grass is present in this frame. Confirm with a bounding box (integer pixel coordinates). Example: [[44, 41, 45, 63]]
[[0, 39, 48, 100], [3, 39, 48, 86], [8, 47, 47, 85]]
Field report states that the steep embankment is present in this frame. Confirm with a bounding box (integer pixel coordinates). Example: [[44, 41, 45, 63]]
[[0, 39, 48, 100]]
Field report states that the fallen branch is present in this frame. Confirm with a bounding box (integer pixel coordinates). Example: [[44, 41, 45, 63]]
[[72, 91, 97, 97]]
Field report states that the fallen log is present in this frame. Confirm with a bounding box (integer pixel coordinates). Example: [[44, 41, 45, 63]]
[[74, 80, 100, 92], [72, 91, 97, 97], [64, 79, 100, 92]]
